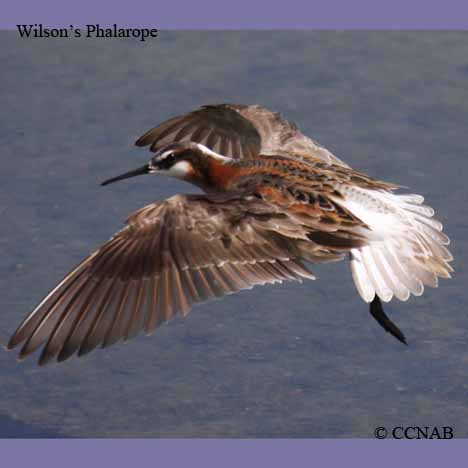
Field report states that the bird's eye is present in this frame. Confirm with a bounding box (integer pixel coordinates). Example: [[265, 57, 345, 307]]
[[157, 152, 177, 169]]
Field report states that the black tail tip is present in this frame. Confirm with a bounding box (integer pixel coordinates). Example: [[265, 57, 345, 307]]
[[369, 296, 408, 346]]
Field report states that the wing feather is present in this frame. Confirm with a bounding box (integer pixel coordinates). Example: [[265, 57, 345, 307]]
[[8, 194, 315, 364], [135, 104, 349, 166]]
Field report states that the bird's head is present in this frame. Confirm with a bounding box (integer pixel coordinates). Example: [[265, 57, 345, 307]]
[[101, 142, 232, 189]]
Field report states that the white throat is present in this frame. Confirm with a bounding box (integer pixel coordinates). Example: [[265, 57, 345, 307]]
[[166, 160, 193, 178]]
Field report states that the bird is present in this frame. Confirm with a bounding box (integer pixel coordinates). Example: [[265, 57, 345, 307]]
[[7, 103, 453, 365]]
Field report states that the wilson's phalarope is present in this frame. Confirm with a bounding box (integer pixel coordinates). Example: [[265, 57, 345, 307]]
[[7, 104, 453, 365]]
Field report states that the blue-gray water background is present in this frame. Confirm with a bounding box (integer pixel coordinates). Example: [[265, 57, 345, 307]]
[[1, 31, 467, 437]]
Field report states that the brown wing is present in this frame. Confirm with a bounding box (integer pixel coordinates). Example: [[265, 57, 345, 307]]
[[7, 194, 315, 366], [254, 181, 370, 254], [135, 104, 349, 167], [135, 104, 260, 159]]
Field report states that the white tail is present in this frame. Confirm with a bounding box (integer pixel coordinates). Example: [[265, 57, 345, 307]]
[[340, 188, 453, 303]]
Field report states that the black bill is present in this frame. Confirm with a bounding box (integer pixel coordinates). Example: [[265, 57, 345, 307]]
[[101, 164, 151, 186]]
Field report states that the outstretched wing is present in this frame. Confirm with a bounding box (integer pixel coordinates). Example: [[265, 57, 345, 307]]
[[7, 194, 315, 365], [135, 103, 349, 167]]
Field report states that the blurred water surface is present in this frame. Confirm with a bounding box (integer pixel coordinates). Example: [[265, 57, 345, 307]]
[[1, 31, 467, 437]]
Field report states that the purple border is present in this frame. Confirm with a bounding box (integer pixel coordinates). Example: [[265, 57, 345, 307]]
[[2, 0, 467, 464], [1, 0, 468, 29], [0, 439, 465, 467]]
